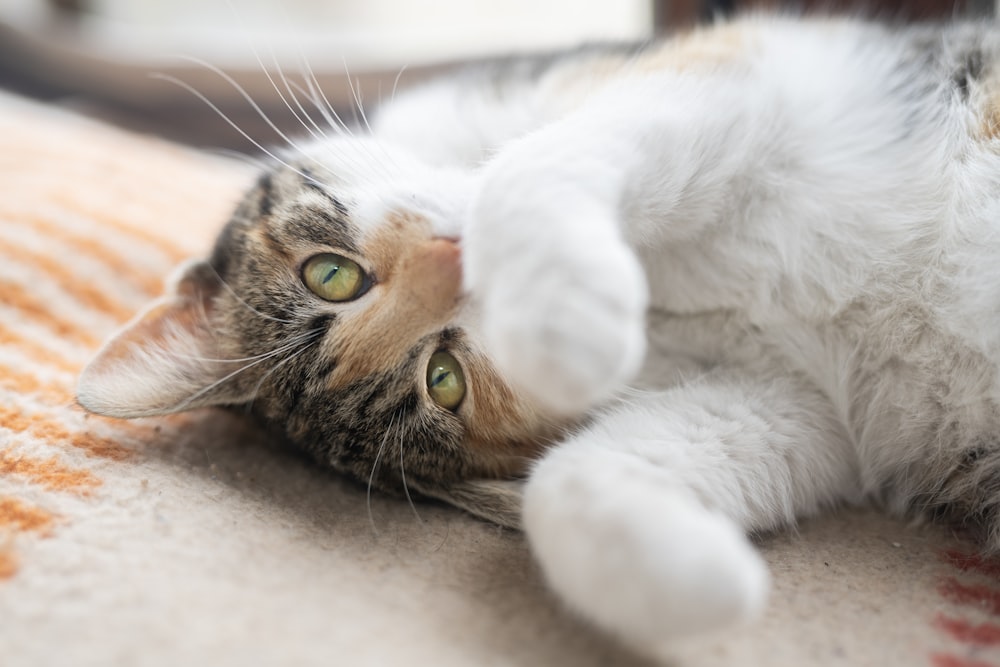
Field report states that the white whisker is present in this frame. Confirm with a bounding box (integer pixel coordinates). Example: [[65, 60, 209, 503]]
[[390, 65, 409, 104], [344, 68, 377, 143], [204, 264, 296, 325], [206, 147, 270, 170], [171, 328, 324, 412], [274, 59, 335, 144], [149, 73, 324, 189], [367, 410, 399, 535], [172, 328, 321, 364], [399, 415, 422, 523], [243, 330, 323, 414], [164, 57, 320, 162], [298, 55, 355, 137]]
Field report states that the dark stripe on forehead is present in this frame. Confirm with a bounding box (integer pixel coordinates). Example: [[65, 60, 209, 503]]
[[438, 327, 462, 348], [282, 204, 360, 254], [301, 167, 350, 217], [256, 171, 275, 217], [208, 217, 245, 278]]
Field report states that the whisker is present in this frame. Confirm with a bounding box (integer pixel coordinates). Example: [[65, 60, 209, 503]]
[[338, 60, 405, 180], [287, 75, 397, 185], [342, 62, 374, 135], [203, 263, 296, 325], [243, 35, 337, 149], [206, 147, 270, 170], [288, 79, 351, 140], [243, 329, 323, 414], [398, 414, 422, 524], [218, 0, 326, 142], [149, 72, 325, 190], [171, 328, 324, 412], [171, 328, 321, 364], [274, 58, 335, 144], [367, 409, 399, 535], [163, 57, 319, 159], [298, 55, 355, 137], [390, 65, 409, 104]]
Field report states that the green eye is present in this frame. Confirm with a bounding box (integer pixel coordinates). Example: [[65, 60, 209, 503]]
[[302, 253, 366, 302], [426, 351, 466, 411]]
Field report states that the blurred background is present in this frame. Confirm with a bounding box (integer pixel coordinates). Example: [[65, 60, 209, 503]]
[[0, 0, 995, 151]]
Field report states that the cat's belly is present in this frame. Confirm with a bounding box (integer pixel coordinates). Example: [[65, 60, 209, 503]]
[[640, 298, 1000, 513]]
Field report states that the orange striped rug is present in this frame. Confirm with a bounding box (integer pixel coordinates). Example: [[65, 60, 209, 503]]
[[0, 92, 253, 583]]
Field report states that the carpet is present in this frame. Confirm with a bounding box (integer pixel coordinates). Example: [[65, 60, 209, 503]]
[[2, 90, 1000, 667]]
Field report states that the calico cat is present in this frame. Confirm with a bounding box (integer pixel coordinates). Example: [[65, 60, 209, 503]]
[[77, 14, 1000, 659]]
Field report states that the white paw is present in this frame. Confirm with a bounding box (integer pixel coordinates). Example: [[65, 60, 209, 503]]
[[523, 445, 770, 658], [464, 190, 648, 417]]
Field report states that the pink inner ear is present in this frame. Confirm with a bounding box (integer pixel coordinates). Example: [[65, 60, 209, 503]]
[[76, 261, 238, 419]]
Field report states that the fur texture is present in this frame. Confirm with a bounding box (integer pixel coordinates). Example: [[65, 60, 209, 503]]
[[77, 15, 1000, 660]]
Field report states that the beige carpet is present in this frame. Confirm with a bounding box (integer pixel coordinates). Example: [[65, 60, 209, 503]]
[[2, 90, 1000, 667]]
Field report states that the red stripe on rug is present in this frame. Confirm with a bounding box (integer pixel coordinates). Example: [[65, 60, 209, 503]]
[[932, 654, 998, 667], [936, 614, 1000, 646], [943, 551, 1000, 581], [938, 577, 1000, 616]]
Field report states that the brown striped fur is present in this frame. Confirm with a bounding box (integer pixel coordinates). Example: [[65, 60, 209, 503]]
[[75, 156, 565, 522]]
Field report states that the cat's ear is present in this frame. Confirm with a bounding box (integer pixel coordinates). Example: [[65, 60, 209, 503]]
[[77, 259, 246, 418]]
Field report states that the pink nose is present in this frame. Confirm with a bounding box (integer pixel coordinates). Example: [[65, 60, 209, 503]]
[[404, 237, 463, 316], [427, 236, 462, 275]]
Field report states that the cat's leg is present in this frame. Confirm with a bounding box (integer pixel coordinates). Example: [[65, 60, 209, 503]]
[[523, 368, 860, 656], [463, 72, 783, 417]]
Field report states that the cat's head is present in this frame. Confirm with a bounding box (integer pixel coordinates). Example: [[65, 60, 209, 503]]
[[76, 141, 564, 527]]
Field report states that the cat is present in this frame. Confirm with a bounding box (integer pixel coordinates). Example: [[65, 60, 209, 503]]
[[76, 13, 1000, 660]]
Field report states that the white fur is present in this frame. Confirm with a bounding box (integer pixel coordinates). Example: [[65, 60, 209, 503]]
[[364, 16, 1000, 656]]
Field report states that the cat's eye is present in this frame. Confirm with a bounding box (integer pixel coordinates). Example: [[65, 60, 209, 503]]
[[426, 351, 466, 411], [302, 253, 367, 302]]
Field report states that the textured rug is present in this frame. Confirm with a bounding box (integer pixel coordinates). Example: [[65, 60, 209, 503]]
[[3, 90, 1000, 667]]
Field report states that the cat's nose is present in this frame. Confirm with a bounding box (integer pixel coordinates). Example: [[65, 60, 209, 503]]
[[428, 236, 461, 269], [406, 237, 462, 316]]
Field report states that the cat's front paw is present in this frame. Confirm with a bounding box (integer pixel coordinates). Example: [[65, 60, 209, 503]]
[[465, 197, 648, 416]]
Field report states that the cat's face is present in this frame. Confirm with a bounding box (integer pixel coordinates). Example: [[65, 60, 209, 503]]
[[77, 140, 563, 526]]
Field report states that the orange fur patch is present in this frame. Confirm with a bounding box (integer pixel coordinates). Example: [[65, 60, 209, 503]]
[[980, 88, 1000, 141], [544, 24, 751, 109], [461, 353, 561, 475], [326, 213, 462, 388], [632, 23, 749, 75], [0, 497, 57, 535]]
